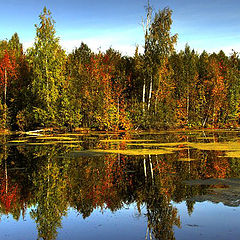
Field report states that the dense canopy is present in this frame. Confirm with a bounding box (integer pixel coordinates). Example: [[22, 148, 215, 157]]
[[0, 6, 239, 132]]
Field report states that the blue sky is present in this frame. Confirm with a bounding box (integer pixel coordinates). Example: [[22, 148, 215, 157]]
[[0, 0, 240, 56]]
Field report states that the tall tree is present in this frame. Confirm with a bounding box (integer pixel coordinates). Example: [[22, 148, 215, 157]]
[[170, 45, 199, 127], [5, 33, 31, 130], [28, 7, 67, 128], [223, 51, 240, 127], [66, 42, 93, 128], [0, 51, 17, 129], [8, 33, 23, 59], [143, 4, 177, 127]]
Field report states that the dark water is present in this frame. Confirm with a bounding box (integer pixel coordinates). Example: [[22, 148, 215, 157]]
[[0, 130, 240, 240]]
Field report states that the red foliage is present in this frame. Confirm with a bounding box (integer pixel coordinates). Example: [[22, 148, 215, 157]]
[[0, 178, 18, 213], [0, 50, 17, 91]]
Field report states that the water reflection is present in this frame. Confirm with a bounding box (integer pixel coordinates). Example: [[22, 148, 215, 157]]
[[0, 131, 239, 239]]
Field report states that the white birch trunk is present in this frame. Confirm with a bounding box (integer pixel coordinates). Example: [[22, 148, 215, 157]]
[[143, 79, 146, 112], [147, 75, 153, 111], [144, 156, 147, 180]]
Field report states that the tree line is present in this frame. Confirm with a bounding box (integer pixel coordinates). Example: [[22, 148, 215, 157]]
[[0, 6, 240, 131]]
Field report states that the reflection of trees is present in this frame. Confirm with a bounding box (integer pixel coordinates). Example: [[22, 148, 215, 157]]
[[0, 135, 26, 220], [131, 155, 181, 240], [146, 195, 180, 240], [0, 166, 19, 215], [0, 145, 183, 240], [66, 153, 132, 218], [30, 146, 68, 240], [0, 136, 240, 239]]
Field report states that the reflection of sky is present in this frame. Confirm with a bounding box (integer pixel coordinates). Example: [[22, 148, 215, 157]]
[[0, 202, 240, 239], [174, 201, 240, 240], [0, 208, 37, 240], [1, 0, 240, 55], [61, 204, 147, 240]]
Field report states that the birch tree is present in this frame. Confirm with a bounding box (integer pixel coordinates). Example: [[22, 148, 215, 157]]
[[143, 3, 177, 127], [28, 7, 67, 127]]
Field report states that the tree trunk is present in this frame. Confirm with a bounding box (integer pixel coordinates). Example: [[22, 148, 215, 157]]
[[147, 75, 153, 111], [145, 225, 149, 240], [143, 78, 146, 113], [149, 154, 154, 184], [144, 156, 147, 180]]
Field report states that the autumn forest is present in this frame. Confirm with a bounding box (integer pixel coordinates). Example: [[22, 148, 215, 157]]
[[0, 6, 240, 132]]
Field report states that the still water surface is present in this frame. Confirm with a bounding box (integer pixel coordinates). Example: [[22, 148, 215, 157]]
[[0, 130, 240, 240]]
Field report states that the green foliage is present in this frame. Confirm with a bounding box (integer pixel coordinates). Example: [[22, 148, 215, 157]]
[[30, 151, 68, 240], [27, 7, 69, 128], [0, 5, 240, 131], [66, 42, 93, 128]]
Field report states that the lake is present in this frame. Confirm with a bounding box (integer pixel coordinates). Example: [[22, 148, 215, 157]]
[[0, 130, 240, 240]]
